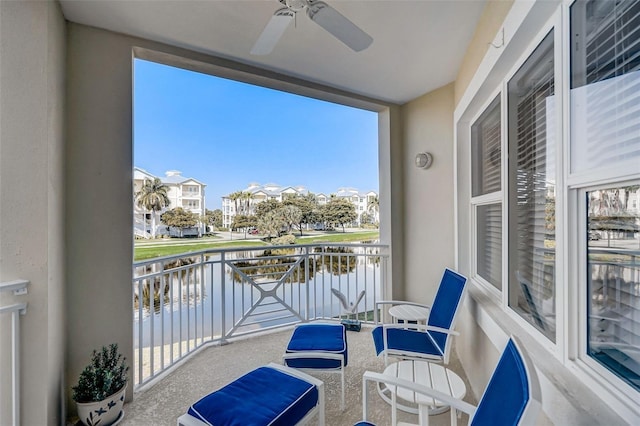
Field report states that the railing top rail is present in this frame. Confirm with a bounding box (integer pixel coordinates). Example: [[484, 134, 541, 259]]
[[0, 303, 27, 315], [588, 247, 640, 256], [133, 241, 390, 267], [0, 279, 29, 295]]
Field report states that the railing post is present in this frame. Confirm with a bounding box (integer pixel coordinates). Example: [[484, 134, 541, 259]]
[[220, 251, 227, 343], [305, 246, 310, 321]]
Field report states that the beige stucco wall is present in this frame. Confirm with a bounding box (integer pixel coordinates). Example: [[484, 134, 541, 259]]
[[454, 0, 514, 106], [0, 1, 66, 424], [399, 84, 455, 303], [65, 23, 136, 413]]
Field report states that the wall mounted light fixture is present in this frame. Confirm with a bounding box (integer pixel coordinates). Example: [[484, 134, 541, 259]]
[[415, 152, 433, 169]]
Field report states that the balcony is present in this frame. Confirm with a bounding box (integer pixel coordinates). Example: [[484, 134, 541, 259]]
[[123, 324, 473, 425], [128, 243, 474, 425]]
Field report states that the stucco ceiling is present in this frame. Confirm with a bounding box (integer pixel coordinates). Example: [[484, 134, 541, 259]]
[[59, 0, 487, 105]]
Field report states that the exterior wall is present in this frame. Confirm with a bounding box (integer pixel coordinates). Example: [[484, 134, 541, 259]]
[[400, 84, 456, 304], [454, 0, 514, 107], [66, 23, 135, 413], [0, 1, 66, 424]]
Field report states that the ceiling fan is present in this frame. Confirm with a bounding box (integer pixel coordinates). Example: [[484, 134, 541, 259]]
[[251, 0, 373, 55]]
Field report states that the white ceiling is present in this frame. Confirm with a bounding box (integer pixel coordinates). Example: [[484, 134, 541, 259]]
[[59, 0, 487, 105]]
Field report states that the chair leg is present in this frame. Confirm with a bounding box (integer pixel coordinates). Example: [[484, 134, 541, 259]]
[[341, 362, 345, 410], [318, 382, 326, 426]]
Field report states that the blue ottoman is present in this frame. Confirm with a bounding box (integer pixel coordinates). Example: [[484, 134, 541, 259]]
[[284, 323, 348, 409], [177, 363, 325, 426]]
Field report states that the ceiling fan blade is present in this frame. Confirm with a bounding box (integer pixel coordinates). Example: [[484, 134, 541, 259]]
[[306, 1, 372, 52], [251, 8, 295, 55]]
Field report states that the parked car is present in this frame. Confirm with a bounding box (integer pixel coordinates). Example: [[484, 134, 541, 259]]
[[248, 228, 259, 235], [588, 231, 601, 240]]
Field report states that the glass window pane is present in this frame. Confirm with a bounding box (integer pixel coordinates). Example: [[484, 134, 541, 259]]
[[477, 203, 502, 290], [472, 96, 502, 197], [587, 184, 640, 392], [570, 0, 640, 173], [507, 31, 556, 342]]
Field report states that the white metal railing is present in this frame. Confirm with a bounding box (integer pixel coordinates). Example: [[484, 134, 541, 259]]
[[132, 242, 388, 388], [0, 279, 29, 426]]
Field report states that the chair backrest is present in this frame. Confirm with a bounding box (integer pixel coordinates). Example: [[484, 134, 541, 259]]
[[427, 268, 467, 361], [470, 338, 542, 426], [516, 270, 547, 330]]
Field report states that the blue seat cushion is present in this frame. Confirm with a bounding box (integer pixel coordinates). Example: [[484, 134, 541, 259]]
[[372, 326, 443, 358], [285, 323, 348, 369], [187, 366, 318, 426], [354, 422, 376, 426]]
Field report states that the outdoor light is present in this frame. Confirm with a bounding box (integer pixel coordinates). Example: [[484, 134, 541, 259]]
[[415, 152, 433, 169]]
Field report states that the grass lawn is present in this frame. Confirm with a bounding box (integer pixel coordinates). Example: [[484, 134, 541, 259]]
[[134, 240, 267, 261], [296, 231, 380, 244], [134, 230, 380, 261]]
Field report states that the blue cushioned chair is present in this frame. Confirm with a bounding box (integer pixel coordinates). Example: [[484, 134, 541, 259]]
[[283, 323, 348, 409], [372, 268, 467, 366], [177, 363, 325, 426], [360, 337, 542, 426]]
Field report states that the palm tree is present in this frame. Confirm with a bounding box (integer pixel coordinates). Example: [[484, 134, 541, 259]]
[[135, 178, 170, 238], [241, 191, 255, 215], [229, 191, 243, 216]]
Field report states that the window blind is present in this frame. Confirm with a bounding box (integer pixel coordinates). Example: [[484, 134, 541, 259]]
[[508, 32, 556, 342], [571, 0, 640, 172]]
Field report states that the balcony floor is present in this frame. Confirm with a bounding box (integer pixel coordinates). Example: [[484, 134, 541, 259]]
[[121, 324, 475, 425]]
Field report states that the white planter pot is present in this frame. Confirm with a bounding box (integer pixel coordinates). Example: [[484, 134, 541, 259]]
[[76, 384, 126, 426]]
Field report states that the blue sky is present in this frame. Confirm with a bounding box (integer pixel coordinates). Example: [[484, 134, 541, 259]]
[[134, 59, 379, 210]]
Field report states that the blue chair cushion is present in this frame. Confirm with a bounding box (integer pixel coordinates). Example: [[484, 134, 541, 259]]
[[187, 366, 319, 426], [471, 340, 529, 425], [285, 323, 347, 369], [354, 422, 376, 426], [372, 326, 443, 358]]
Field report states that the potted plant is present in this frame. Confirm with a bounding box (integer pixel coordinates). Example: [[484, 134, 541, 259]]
[[72, 343, 129, 426]]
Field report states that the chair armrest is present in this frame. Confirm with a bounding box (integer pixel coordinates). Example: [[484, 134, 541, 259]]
[[362, 371, 477, 416], [380, 323, 460, 336], [283, 352, 345, 362]]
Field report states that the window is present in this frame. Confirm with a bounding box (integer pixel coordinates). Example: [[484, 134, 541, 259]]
[[586, 184, 640, 392], [570, 0, 640, 173], [572, 0, 640, 390], [471, 96, 502, 290], [507, 31, 556, 342]]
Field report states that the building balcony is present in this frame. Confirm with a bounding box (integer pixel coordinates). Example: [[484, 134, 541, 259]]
[[123, 325, 473, 425], [128, 242, 473, 424]]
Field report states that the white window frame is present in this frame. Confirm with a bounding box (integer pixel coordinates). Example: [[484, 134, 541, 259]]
[[469, 88, 504, 298], [494, 12, 564, 355]]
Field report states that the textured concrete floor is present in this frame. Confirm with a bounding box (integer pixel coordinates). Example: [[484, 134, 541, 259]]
[[121, 324, 475, 425]]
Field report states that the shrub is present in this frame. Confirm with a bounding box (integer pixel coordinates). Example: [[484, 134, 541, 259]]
[[272, 234, 296, 245], [72, 344, 129, 403]]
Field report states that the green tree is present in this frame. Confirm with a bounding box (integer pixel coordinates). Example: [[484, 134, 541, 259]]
[[232, 214, 257, 238], [135, 178, 170, 238], [161, 207, 198, 228], [360, 211, 373, 225], [257, 210, 285, 239], [283, 194, 319, 235], [279, 205, 303, 234], [203, 209, 222, 230], [322, 198, 357, 232], [255, 199, 282, 219]]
